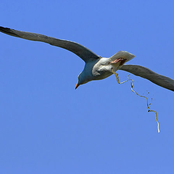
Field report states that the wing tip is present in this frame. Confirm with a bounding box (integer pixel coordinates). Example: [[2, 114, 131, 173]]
[[0, 26, 19, 37]]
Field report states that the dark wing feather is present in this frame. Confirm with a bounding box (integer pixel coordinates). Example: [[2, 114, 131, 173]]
[[0, 26, 99, 62], [120, 65, 174, 92]]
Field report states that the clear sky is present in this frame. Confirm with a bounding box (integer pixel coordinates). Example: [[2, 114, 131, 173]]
[[0, 1, 174, 174]]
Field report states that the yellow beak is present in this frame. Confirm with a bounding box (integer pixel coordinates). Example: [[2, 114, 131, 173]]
[[75, 82, 79, 89]]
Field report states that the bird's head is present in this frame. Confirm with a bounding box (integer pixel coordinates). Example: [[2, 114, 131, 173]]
[[75, 72, 89, 89]]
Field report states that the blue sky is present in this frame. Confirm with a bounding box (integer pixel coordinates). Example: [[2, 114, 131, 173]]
[[0, 0, 174, 173]]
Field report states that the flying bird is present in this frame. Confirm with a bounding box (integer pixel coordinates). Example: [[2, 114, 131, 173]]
[[0, 26, 174, 91]]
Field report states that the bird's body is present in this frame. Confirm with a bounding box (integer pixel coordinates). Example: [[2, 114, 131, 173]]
[[78, 52, 135, 87], [0, 26, 174, 91]]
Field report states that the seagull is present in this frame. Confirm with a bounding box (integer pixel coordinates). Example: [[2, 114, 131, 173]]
[[0, 26, 174, 91]]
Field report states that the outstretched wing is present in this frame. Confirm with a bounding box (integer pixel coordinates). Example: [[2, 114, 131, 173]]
[[0, 26, 100, 63], [120, 65, 174, 92]]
